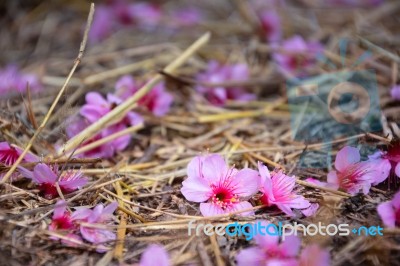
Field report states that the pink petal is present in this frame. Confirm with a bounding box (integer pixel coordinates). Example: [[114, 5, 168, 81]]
[[236, 247, 264, 266], [33, 163, 57, 183], [85, 92, 108, 106], [377, 201, 396, 228], [231, 168, 260, 197], [71, 207, 92, 221], [391, 190, 400, 210], [258, 162, 271, 186], [187, 156, 204, 180], [279, 235, 301, 257], [18, 166, 34, 180], [276, 203, 294, 216], [80, 226, 116, 244], [301, 203, 319, 217], [80, 105, 108, 123], [395, 163, 400, 178], [228, 201, 255, 216], [199, 202, 225, 217], [140, 244, 170, 266], [300, 244, 330, 266], [53, 200, 67, 219], [327, 171, 339, 186], [181, 177, 212, 202], [335, 146, 360, 172], [201, 154, 228, 184], [369, 158, 391, 185]]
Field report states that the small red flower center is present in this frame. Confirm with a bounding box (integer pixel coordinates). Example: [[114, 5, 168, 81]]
[[0, 146, 19, 165], [210, 185, 238, 209], [386, 142, 400, 163], [51, 214, 74, 230], [338, 164, 368, 191]]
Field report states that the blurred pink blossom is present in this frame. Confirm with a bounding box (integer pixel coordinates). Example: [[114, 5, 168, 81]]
[[66, 91, 143, 158], [72, 201, 118, 252], [181, 154, 259, 217], [259, 10, 281, 42], [390, 85, 400, 101], [20, 163, 87, 199], [115, 75, 173, 116], [89, 1, 161, 43], [273, 35, 323, 76], [0, 65, 42, 95], [258, 162, 311, 216], [377, 190, 400, 228], [139, 244, 170, 266], [170, 7, 203, 27], [299, 244, 330, 266], [236, 220, 300, 266], [196, 61, 256, 106], [49, 200, 82, 246], [327, 146, 390, 195]]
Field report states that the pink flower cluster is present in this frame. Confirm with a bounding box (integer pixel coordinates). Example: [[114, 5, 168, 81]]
[[66, 75, 172, 158], [236, 220, 330, 266], [309, 146, 391, 195], [273, 35, 323, 77], [90, 0, 161, 43], [20, 163, 88, 199], [0, 65, 42, 95], [50, 200, 118, 252], [181, 154, 314, 217], [196, 61, 256, 106]]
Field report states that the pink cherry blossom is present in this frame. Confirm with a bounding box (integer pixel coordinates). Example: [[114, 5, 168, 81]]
[[181, 154, 259, 217], [66, 91, 143, 158], [49, 200, 75, 232], [368, 142, 400, 181], [0, 141, 37, 180], [299, 244, 330, 266], [88, 1, 161, 44], [115, 75, 173, 116], [258, 162, 311, 216], [390, 85, 400, 100], [259, 10, 281, 42], [20, 163, 88, 199], [139, 244, 170, 266], [71, 202, 118, 252], [377, 190, 400, 228], [196, 61, 256, 106], [236, 220, 300, 266], [273, 35, 323, 76], [49, 200, 82, 247], [327, 146, 390, 195], [0, 65, 42, 95]]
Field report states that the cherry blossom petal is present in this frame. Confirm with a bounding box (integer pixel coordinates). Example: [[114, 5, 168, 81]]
[[199, 202, 225, 217], [181, 177, 211, 202], [231, 168, 260, 197], [377, 201, 395, 228], [335, 146, 360, 172], [236, 247, 264, 266], [201, 154, 228, 183], [33, 163, 58, 183], [140, 244, 169, 266]]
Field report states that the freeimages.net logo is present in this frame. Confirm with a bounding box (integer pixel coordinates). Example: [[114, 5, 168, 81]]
[[286, 39, 382, 168]]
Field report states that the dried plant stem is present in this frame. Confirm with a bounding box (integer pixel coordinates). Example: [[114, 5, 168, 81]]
[[114, 182, 128, 261], [58, 32, 211, 156], [0, 3, 95, 184]]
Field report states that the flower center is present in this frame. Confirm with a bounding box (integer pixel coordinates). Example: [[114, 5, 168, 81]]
[[0, 147, 19, 165], [210, 185, 238, 209], [51, 214, 74, 230], [338, 164, 368, 190], [386, 142, 400, 163]]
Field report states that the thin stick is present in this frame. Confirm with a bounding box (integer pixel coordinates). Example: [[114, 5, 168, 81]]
[[58, 32, 211, 156], [0, 3, 95, 184]]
